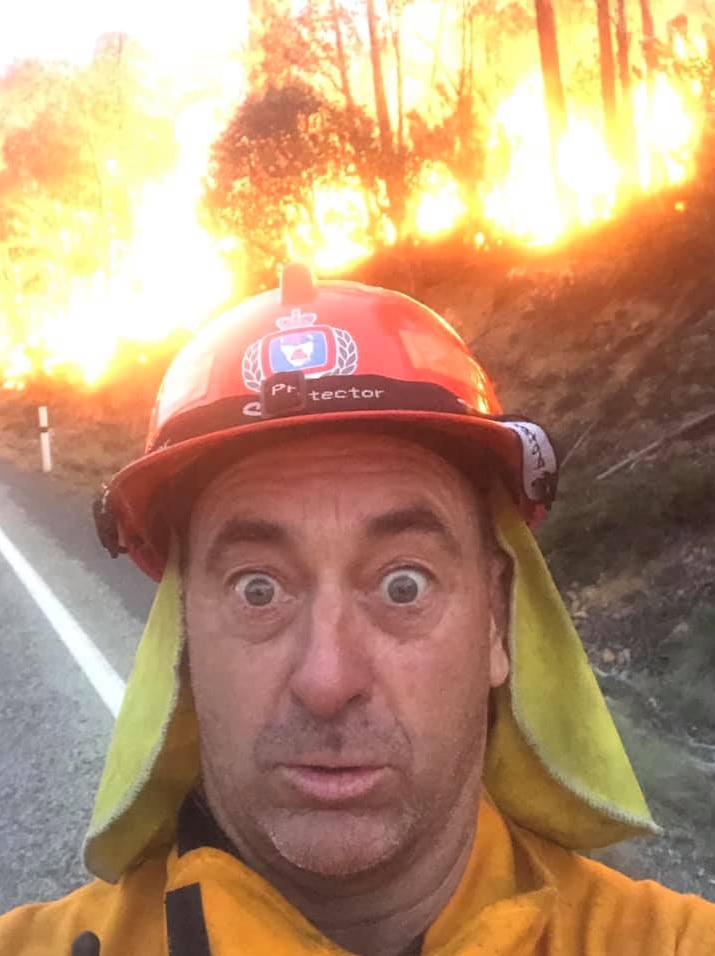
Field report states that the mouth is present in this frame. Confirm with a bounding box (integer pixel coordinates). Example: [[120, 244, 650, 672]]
[[278, 764, 390, 803]]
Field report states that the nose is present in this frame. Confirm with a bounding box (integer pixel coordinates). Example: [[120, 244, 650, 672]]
[[289, 583, 373, 720]]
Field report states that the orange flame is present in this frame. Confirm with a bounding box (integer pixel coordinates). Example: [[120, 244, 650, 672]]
[[482, 74, 617, 245], [0, 12, 710, 388], [2, 103, 235, 388], [482, 67, 703, 247], [413, 164, 467, 238], [287, 184, 378, 274]]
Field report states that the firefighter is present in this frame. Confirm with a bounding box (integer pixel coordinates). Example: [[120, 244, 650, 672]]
[[1, 264, 713, 954]]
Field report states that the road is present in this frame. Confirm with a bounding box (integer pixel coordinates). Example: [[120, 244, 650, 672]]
[[0, 460, 155, 914]]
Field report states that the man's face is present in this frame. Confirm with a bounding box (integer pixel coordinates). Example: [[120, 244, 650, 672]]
[[184, 431, 509, 882]]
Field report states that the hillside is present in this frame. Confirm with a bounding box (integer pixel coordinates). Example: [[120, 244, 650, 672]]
[[393, 186, 715, 895], [1, 182, 713, 897]]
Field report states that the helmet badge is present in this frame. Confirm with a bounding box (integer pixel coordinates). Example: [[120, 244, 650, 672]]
[[242, 309, 358, 393]]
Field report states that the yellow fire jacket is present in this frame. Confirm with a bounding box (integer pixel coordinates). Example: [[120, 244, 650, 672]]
[[1, 797, 713, 956]]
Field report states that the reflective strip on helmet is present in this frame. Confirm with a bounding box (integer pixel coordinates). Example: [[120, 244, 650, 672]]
[[499, 421, 558, 504], [147, 375, 472, 453]]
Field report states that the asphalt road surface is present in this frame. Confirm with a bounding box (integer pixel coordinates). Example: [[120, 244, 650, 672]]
[[0, 460, 154, 915]]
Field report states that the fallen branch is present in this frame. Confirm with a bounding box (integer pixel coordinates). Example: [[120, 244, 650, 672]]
[[561, 419, 598, 468], [596, 407, 715, 481]]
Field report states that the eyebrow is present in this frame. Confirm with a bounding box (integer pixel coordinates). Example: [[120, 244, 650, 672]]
[[365, 506, 462, 559], [203, 504, 462, 574], [204, 518, 290, 574]]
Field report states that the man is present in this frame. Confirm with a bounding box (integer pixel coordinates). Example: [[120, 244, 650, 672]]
[[1, 264, 713, 954]]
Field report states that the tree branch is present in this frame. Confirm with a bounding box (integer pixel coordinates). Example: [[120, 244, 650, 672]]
[[596, 408, 715, 480]]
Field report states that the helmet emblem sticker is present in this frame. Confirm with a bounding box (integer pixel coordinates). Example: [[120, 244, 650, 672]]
[[242, 309, 358, 392]]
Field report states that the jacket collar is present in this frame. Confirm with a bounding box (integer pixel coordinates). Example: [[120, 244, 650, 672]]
[[167, 793, 557, 955]]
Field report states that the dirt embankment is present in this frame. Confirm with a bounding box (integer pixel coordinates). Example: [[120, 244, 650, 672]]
[[1, 184, 714, 897], [404, 189, 715, 897]]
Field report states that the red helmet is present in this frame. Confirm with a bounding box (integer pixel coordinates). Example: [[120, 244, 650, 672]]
[[94, 264, 558, 580]]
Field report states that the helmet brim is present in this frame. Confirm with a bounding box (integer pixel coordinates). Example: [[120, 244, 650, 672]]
[[104, 408, 557, 580]]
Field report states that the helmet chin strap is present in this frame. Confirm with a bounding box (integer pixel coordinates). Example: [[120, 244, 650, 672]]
[[92, 486, 126, 559]]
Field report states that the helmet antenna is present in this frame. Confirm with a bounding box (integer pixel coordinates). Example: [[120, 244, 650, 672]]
[[280, 262, 316, 305]]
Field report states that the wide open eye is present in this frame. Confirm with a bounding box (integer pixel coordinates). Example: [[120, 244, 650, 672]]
[[380, 568, 430, 605], [234, 573, 281, 607]]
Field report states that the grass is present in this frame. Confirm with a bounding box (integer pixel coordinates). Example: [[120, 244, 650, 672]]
[[606, 677, 714, 833], [0, 364, 160, 493], [591, 689, 715, 896], [538, 448, 715, 588], [655, 605, 715, 732]]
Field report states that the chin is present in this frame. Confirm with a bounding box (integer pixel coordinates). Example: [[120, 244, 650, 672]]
[[265, 808, 414, 879]]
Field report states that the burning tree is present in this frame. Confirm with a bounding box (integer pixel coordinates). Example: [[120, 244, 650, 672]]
[[0, 0, 712, 388], [204, 0, 490, 276], [615, 0, 639, 183], [639, 0, 657, 91], [204, 84, 380, 283], [0, 41, 177, 376], [596, 0, 618, 159], [533, 0, 567, 176]]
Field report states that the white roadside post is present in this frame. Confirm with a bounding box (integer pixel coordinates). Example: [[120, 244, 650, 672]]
[[38, 405, 52, 473]]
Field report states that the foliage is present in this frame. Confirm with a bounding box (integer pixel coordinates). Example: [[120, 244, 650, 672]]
[[538, 452, 715, 588], [205, 83, 381, 280], [658, 604, 715, 731]]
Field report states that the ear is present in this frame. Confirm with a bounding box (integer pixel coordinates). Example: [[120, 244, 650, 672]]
[[487, 547, 512, 689]]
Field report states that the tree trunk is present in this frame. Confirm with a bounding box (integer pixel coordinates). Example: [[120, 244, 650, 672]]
[[365, 0, 393, 156], [639, 0, 655, 40], [639, 0, 656, 84], [638, 0, 657, 130], [596, 0, 619, 158], [330, 0, 357, 118], [616, 0, 631, 101], [457, 0, 475, 100], [366, 0, 405, 234], [638, 0, 660, 185], [616, 0, 638, 187], [533, 0, 568, 210], [430, 0, 450, 92], [387, 1, 404, 154], [331, 0, 375, 208]]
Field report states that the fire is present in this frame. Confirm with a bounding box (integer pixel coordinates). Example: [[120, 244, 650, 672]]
[[2, 102, 235, 389], [286, 164, 471, 275], [287, 164, 465, 276], [0, 8, 710, 389], [633, 73, 702, 190], [413, 164, 467, 238], [287, 184, 377, 274], [483, 74, 620, 246], [482, 67, 703, 247]]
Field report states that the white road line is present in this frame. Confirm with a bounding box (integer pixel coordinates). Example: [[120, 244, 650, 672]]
[[0, 524, 125, 718]]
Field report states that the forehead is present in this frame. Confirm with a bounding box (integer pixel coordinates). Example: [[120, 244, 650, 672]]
[[189, 431, 484, 536]]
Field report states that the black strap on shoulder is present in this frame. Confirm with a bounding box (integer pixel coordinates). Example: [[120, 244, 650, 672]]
[[165, 883, 213, 956], [70, 931, 101, 955], [176, 791, 238, 859]]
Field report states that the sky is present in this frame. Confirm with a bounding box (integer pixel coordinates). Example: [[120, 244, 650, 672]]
[[0, 0, 249, 70]]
